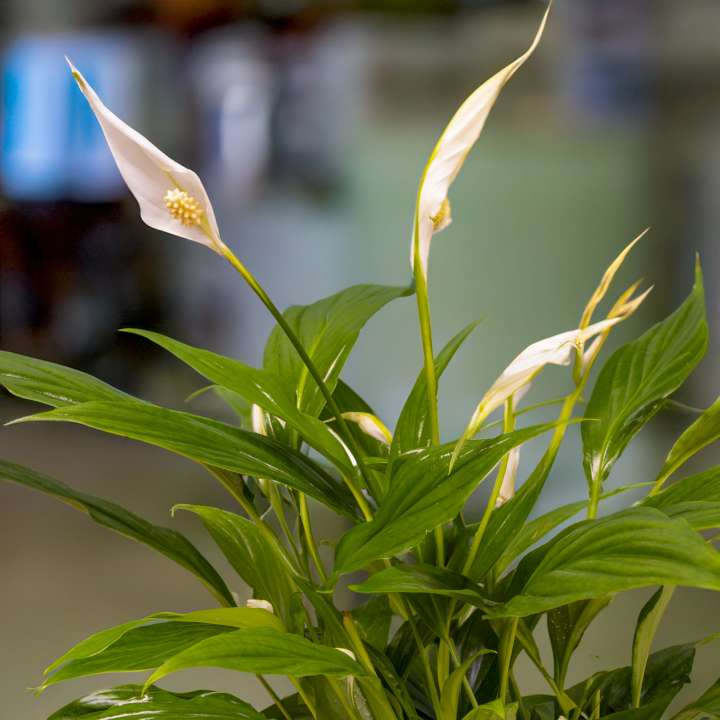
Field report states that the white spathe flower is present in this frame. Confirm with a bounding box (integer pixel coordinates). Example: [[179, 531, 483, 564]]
[[411, 6, 550, 280], [246, 598, 274, 613], [495, 447, 520, 508], [341, 411, 393, 446], [251, 403, 267, 436], [67, 59, 226, 255], [453, 317, 620, 465]]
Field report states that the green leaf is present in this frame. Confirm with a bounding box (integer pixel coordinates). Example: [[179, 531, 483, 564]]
[[123, 329, 351, 471], [334, 425, 551, 576], [43, 622, 232, 689], [46, 608, 283, 675], [391, 321, 479, 459], [488, 508, 720, 618], [655, 395, 720, 487], [352, 596, 393, 651], [175, 505, 298, 625], [0, 459, 234, 608], [0, 350, 128, 407], [462, 699, 511, 719], [48, 684, 267, 719], [440, 651, 493, 720], [582, 260, 708, 488], [263, 283, 412, 417], [145, 628, 367, 686], [17, 399, 358, 518], [547, 597, 611, 688], [644, 467, 720, 530], [671, 677, 720, 719], [631, 586, 675, 709], [350, 563, 488, 606]]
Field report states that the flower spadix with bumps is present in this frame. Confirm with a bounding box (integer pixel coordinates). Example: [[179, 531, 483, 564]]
[[1, 9, 719, 720]]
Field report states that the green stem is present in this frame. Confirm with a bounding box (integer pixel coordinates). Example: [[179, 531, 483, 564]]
[[343, 612, 378, 676], [299, 494, 327, 582], [498, 617, 518, 704], [462, 399, 515, 576], [413, 242, 444, 566], [447, 636, 479, 708], [290, 678, 317, 720], [222, 247, 373, 520], [406, 611, 443, 717], [257, 675, 292, 720]]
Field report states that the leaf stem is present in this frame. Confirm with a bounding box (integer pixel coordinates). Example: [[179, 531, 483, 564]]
[[257, 675, 292, 720], [221, 247, 373, 520], [298, 495, 327, 582], [498, 617, 518, 704]]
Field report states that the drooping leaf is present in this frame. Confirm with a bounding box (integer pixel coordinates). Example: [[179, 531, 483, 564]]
[[0, 459, 234, 607], [263, 283, 412, 417], [0, 350, 128, 407], [123, 329, 351, 471], [174, 505, 298, 625], [487, 508, 720, 618], [582, 260, 707, 489], [351, 563, 488, 606], [15, 399, 357, 518], [391, 321, 479, 459], [334, 425, 552, 576], [631, 586, 675, 709], [47, 684, 266, 719], [46, 608, 283, 675], [654, 395, 720, 487], [42, 622, 233, 689], [671, 677, 720, 719], [145, 628, 367, 686]]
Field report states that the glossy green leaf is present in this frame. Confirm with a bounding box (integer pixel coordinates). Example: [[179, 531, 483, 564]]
[[488, 508, 720, 618], [0, 350, 127, 407], [391, 321, 479, 459], [462, 699, 511, 719], [547, 597, 611, 688], [263, 283, 412, 417], [334, 425, 551, 576], [0, 459, 234, 608], [43, 622, 232, 689], [146, 628, 367, 686], [655, 395, 720, 487], [46, 608, 283, 675], [631, 586, 675, 708], [16, 399, 357, 518], [352, 596, 393, 651], [671, 677, 720, 719], [175, 505, 298, 625], [644, 466, 720, 530], [124, 329, 351, 471], [350, 563, 488, 606], [47, 684, 266, 719], [582, 260, 707, 488], [440, 651, 493, 720]]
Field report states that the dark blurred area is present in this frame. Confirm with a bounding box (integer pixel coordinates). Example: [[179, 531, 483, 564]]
[[2, 1, 720, 718]]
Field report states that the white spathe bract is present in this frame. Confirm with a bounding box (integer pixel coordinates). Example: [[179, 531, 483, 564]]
[[496, 447, 519, 507], [341, 411, 392, 446], [453, 317, 620, 463], [411, 6, 550, 280], [246, 598, 274, 613], [67, 59, 225, 254]]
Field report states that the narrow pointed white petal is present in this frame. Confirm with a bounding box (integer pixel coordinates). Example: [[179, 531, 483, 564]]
[[411, 5, 550, 279], [67, 59, 224, 253], [341, 412, 393, 446]]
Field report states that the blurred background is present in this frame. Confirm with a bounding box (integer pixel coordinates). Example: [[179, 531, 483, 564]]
[[2, 0, 720, 717]]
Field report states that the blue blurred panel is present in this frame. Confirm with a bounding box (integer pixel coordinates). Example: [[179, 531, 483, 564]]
[[1, 33, 140, 201]]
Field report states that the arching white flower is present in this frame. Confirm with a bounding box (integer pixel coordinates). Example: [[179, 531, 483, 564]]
[[453, 317, 620, 466], [411, 6, 550, 280], [246, 598, 274, 613], [341, 412, 392, 446], [67, 59, 226, 255]]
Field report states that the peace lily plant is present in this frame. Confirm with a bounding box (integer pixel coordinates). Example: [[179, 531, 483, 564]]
[[3, 8, 720, 720]]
